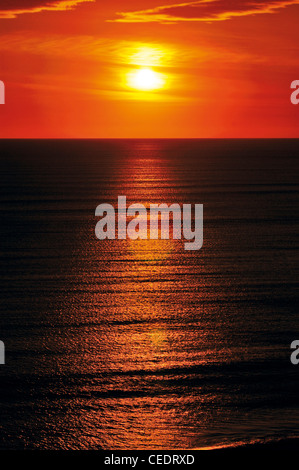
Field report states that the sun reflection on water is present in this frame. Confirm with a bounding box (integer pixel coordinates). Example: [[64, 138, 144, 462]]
[[92, 144, 196, 448]]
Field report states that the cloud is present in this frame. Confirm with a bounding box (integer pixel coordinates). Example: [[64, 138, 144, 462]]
[[0, 33, 259, 66], [110, 0, 299, 23], [0, 0, 94, 19]]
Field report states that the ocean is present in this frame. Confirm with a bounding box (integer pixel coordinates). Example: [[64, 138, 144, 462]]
[[0, 139, 298, 450]]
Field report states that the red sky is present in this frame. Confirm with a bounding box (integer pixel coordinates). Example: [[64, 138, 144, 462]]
[[0, 0, 299, 137]]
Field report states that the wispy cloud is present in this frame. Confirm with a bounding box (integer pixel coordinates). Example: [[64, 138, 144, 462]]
[[0, 33, 260, 66], [0, 0, 94, 19], [110, 0, 299, 23]]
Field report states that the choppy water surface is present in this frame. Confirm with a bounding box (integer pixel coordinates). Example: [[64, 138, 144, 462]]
[[0, 139, 298, 449]]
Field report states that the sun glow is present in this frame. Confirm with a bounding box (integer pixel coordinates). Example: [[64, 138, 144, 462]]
[[127, 67, 165, 91]]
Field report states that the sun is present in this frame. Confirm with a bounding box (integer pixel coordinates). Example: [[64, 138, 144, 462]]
[[127, 68, 165, 91]]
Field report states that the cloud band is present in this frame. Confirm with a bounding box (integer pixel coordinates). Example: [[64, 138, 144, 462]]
[[110, 0, 299, 24], [0, 0, 94, 19]]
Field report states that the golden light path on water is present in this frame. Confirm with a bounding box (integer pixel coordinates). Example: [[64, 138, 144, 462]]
[[86, 142, 210, 449]]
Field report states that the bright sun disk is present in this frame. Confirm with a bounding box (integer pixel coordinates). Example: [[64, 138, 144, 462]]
[[128, 68, 165, 91]]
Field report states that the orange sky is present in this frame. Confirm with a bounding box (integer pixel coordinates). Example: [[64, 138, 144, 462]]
[[0, 0, 298, 137]]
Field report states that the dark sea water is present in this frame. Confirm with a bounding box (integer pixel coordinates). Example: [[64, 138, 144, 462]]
[[0, 139, 298, 450]]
